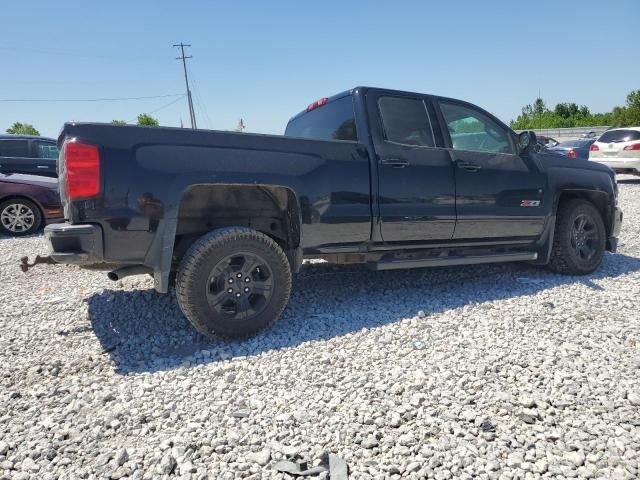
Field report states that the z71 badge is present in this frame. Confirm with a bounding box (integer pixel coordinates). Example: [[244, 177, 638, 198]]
[[520, 200, 541, 207]]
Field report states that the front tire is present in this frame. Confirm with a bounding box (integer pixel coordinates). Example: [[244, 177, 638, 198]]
[[548, 199, 606, 275], [175, 227, 292, 339], [0, 198, 42, 236]]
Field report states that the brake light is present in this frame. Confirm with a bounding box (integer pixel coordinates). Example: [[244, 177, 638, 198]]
[[590, 144, 599, 152], [567, 149, 577, 158], [306, 97, 328, 112], [65, 142, 100, 200], [623, 143, 640, 151]]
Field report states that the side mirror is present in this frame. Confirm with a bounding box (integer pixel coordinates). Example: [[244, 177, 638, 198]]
[[517, 131, 537, 154]]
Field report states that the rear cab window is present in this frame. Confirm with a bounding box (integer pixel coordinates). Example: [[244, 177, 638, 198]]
[[285, 95, 357, 141], [598, 129, 640, 143]]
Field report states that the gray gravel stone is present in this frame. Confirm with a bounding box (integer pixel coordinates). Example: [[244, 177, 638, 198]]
[[157, 454, 176, 475], [20, 457, 39, 472], [1, 176, 639, 478], [507, 452, 524, 468], [565, 450, 586, 467], [245, 449, 270, 466], [627, 391, 640, 406], [114, 448, 128, 466]]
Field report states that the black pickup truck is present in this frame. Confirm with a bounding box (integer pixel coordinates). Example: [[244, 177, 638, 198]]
[[37, 86, 622, 338]]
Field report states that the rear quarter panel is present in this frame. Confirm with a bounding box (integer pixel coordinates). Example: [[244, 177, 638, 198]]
[[60, 124, 373, 265]]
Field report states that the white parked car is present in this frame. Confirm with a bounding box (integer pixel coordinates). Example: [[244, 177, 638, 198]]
[[589, 127, 640, 175]]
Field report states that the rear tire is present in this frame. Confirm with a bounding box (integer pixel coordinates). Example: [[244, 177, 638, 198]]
[[0, 198, 42, 236], [175, 227, 292, 339], [547, 199, 605, 275]]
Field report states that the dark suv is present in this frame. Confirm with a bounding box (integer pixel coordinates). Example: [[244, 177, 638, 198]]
[[0, 135, 58, 178]]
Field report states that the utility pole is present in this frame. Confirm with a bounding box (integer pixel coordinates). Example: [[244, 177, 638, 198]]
[[173, 43, 197, 129]]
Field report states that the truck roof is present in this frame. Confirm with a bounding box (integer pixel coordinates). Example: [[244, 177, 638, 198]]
[[0, 134, 56, 142], [286, 86, 510, 130]]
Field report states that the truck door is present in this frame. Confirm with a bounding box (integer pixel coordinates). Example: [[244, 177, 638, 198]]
[[435, 99, 546, 239], [367, 92, 456, 243]]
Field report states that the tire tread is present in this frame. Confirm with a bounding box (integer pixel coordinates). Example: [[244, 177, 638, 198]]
[[175, 227, 291, 339], [548, 199, 605, 275]]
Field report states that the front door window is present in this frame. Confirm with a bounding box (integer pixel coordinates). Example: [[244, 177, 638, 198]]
[[440, 102, 513, 155]]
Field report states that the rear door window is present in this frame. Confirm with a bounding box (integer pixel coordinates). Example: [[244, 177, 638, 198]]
[[0, 140, 29, 157], [285, 95, 357, 141], [377, 96, 435, 147], [598, 129, 640, 143]]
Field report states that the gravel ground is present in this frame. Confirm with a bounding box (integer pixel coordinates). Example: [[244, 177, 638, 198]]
[[1, 177, 639, 480]]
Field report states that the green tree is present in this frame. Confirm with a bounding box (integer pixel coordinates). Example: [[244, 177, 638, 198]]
[[532, 98, 547, 115], [111, 120, 127, 126], [6, 122, 40, 136], [554, 103, 579, 118], [624, 90, 640, 125], [627, 90, 640, 110], [136, 114, 159, 127], [510, 88, 639, 129]]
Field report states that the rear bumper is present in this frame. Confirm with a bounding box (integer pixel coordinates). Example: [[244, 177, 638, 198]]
[[44, 222, 104, 264], [607, 207, 623, 253], [44, 215, 64, 226], [592, 158, 640, 172]]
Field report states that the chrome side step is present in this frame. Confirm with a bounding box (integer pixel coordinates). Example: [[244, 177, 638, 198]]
[[369, 251, 538, 271]]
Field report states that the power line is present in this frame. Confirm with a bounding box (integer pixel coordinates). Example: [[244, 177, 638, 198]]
[[0, 94, 185, 103], [173, 43, 197, 129], [147, 95, 187, 115], [127, 95, 187, 124], [189, 71, 213, 130], [0, 46, 171, 61]]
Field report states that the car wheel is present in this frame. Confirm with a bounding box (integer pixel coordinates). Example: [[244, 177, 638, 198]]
[[175, 227, 292, 339], [0, 199, 43, 236], [548, 199, 606, 275]]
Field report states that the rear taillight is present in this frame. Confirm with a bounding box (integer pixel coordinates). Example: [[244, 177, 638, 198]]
[[65, 142, 100, 200], [567, 149, 577, 158], [623, 143, 640, 151], [590, 144, 599, 152]]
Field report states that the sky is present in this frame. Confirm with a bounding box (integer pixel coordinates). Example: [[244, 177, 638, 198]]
[[1, 0, 638, 139]]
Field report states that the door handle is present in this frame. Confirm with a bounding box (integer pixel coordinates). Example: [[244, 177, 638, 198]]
[[381, 158, 410, 168], [456, 160, 482, 172]]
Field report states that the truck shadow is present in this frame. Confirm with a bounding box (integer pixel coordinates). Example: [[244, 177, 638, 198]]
[[85, 252, 640, 374]]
